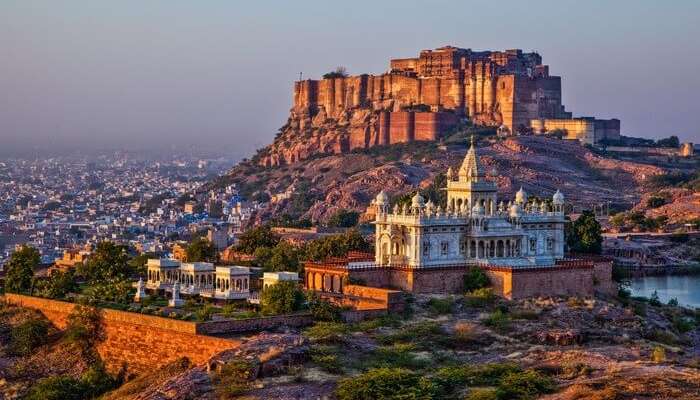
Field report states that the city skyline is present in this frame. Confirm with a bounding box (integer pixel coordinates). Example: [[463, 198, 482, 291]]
[[1, 0, 699, 159]]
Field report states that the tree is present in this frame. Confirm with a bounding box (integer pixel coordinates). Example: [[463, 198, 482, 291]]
[[323, 66, 348, 79], [4, 245, 40, 293], [78, 241, 130, 283], [186, 237, 217, 262], [260, 281, 305, 315], [35, 270, 77, 299], [235, 225, 280, 254], [656, 135, 679, 148], [327, 210, 360, 228], [254, 241, 301, 272], [303, 230, 371, 261], [566, 210, 602, 254]]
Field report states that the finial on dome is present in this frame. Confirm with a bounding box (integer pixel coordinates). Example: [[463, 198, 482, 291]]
[[552, 189, 565, 205]]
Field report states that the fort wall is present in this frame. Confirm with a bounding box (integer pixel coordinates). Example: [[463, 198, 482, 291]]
[[3, 294, 240, 376]]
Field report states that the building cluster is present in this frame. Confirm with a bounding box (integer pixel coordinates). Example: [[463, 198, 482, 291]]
[[144, 258, 298, 302], [305, 138, 614, 302], [0, 152, 264, 269]]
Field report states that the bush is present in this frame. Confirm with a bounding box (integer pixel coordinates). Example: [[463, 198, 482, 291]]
[[35, 270, 78, 299], [260, 281, 305, 315], [25, 364, 117, 400], [672, 315, 695, 333], [335, 368, 435, 400], [10, 319, 49, 356], [304, 322, 348, 343], [65, 303, 105, 349], [4, 245, 40, 293], [649, 291, 662, 307], [464, 268, 490, 292], [327, 209, 360, 228], [307, 292, 343, 322], [483, 310, 511, 332], [366, 343, 429, 370], [465, 287, 497, 307], [466, 388, 499, 400], [496, 370, 555, 399], [427, 297, 455, 315], [213, 359, 259, 397]]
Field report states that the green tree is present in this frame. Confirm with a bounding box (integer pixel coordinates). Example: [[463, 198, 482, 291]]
[[260, 281, 305, 315], [565, 210, 602, 254], [78, 241, 130, 283], [4, 245, 40, 293], [656, 135, 679, 148], [327, 210, 360, 228], [235, 225, 280, 254], [35, 270, 77, 299], [186, 237, 217, 262], [335, 368, 435, 400], [254, 241, 301, 272], [303, 230, 371, 261]]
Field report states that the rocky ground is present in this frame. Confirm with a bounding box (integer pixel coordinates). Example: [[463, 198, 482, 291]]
[[213, 135, 677, 224], [98, 292, 700, 399]]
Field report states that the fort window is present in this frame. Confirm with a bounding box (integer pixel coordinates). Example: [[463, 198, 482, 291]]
[[423, 242, 430, 257], [529, 238, 537, 252], [440, 241, 449, 256]]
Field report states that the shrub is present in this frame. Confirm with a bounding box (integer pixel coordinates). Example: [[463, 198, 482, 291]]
[[465, 287, 497, 307], [672, 315, 695, 333], [304, 322, 348, 343], [649, 291, 662, 307], [454, 321, 480, 344], [10, 319, 49, 356], [214, 359, 259, 397], [307, 292, 343, 322], [310, 345, 342, 373], [646, 195, 667, 208], [668, 297, 679, 307], [464, 268, 490, 292], [496, 370, 555, 399], [24, 364, 117, 400], [260, 281, 305, 315], [466, 388, 499, 400], [335, 368, 435, 400], [366, 343, 429, 370], [194, 305, 217, 322], [377, 321, 445, 348], [651, 346, 666, 363], [427, 297, 455, 315], [483, 310, 511, 332], [65, 303, 105, 349]]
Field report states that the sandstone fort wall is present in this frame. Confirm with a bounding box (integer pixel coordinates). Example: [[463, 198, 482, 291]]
[[3, 294, 240, 376]]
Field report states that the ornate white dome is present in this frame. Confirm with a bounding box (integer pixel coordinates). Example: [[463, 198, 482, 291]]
[[509, 203, 521, 218], [411, 192, 425, 208], [375, 190, 389, 206], [515, 187, 527, 204], [552, 189, 565, 205]]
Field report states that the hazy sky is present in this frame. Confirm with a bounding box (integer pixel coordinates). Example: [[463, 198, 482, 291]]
[[1, 0, 699, 158]]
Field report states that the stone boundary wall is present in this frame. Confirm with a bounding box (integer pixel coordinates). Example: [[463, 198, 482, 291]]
[[3, 294, 240, 376], [196, 313, 314, 335]]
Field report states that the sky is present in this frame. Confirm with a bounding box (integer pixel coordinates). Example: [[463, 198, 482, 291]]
[[1, 0, 699, 159]]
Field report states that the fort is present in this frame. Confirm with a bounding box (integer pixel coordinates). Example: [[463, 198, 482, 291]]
[[262, 46, 620, 166]]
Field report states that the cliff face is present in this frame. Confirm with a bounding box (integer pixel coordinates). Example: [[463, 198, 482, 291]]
[[220, 136, 665, 224], [258, 46, 570, 167]]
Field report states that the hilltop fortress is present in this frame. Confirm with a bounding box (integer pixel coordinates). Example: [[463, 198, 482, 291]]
[[261, 46, 619, 167]]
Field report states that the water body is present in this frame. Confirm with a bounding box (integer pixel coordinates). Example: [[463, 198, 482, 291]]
[[629, 274, 700, 308]]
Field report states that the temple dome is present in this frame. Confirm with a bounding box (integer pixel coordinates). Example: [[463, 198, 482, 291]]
[[375, 190, 389, 206], [509, 203, 521, 218], [552, 189, 565, 205], [515, 187, 527, 204], [411, 192, 425, 208]]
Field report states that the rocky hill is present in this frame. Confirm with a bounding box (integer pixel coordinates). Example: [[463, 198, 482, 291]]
[[213, 133, 673, 225]]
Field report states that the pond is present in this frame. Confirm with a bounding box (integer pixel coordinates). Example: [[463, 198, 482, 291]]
[[629, 274, 700, 308]]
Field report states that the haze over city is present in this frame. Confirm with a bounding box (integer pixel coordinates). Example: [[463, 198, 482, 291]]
[[2, 1, 700, 159]]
